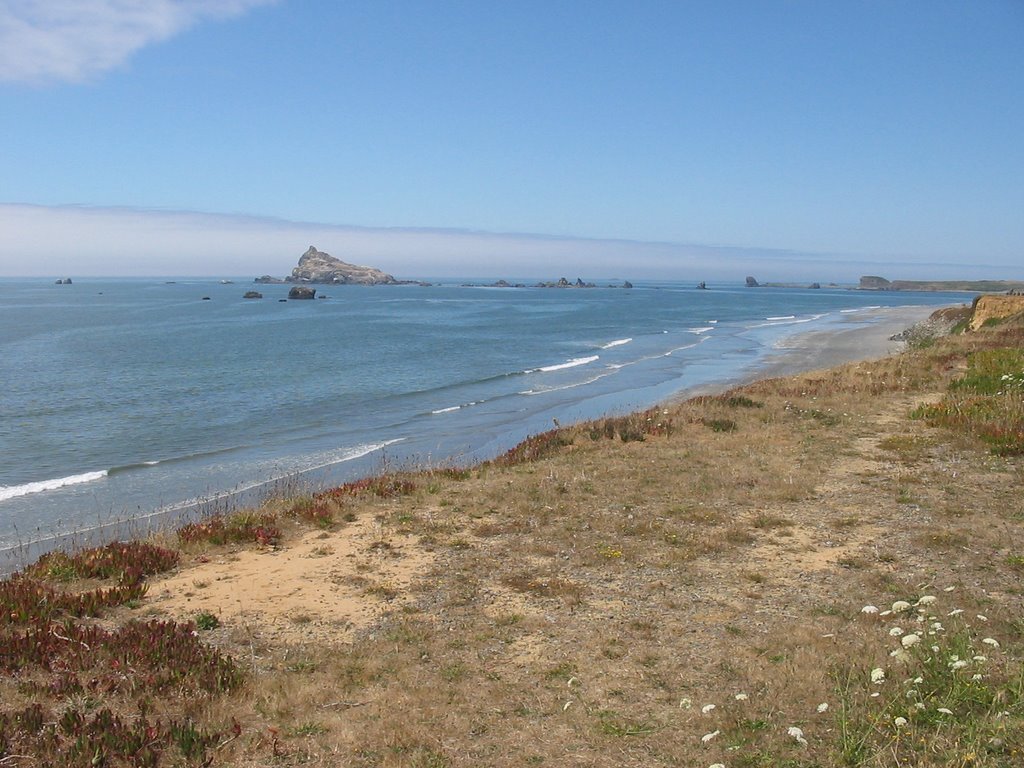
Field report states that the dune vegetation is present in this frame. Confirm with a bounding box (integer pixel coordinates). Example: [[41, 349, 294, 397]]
[[2, 305, 1022, 767]]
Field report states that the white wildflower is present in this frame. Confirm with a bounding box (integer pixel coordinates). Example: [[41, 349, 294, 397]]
[[972, 674, 983, 681], [734, 693, 749, 701], [890, 649, 910, 662], [943, 586, 956, 592], [861, 605, 879, 614], [871, 668, 886, 683], [917, 595, 937, 606], [950, 660, 969, 670], [982, 637, 1000, 648], [892, 601, 912, 613], [913, 702, 925, 710], [889, 627, 904, 637], [871, 692, 880, 698], [977, 614, 988, 622], [787, 726, 807, 746], [948, 608, 964, 616], [973, 655, 987, 662], [679, 697, 692, 709], [913, 676, 924, 684], [894, 717, 908, 727], [931, 622, 944, 631], [902, 633, 921, 649], [702, 704, 716, 714], [817, 702, 829, 713], [937, 708, 953, 715], [701, 730, 720, 744], [709, 764, 726, 768], [932, 645, 940, 652]]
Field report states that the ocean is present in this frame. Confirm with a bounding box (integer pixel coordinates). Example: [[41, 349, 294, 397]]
[[0, 277, 962, 568]]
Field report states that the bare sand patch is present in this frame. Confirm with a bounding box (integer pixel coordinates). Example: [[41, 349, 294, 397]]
[[148, 515, 434, 643]]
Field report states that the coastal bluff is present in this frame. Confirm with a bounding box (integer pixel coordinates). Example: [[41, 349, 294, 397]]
[[970, 294, 1024, 330], [256, 246, 417, 286]]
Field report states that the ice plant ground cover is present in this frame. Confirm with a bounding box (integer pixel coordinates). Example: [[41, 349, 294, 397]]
[[0, 541, 241, 766], [0, 305, 1022, 766]]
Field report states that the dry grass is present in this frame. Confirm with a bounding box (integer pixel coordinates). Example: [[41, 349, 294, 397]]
[[3, 314, 1023, 767]]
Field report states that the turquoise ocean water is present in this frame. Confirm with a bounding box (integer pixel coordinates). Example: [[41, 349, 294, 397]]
[[0, 278, 962, 568]]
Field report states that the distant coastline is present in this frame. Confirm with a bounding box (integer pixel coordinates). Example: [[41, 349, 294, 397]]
[[855, 275, 1024, 293], [744, 275, 1024, 293]]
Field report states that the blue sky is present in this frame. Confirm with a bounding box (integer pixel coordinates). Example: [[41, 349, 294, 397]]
[[1, 1, 1022, 280]]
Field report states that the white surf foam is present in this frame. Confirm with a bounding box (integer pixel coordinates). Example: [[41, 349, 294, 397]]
[[600, 338, 632, 349], [531, 355, 600, 373], [431, 405, 462, 414], [519, 373, 610, 395], [747, 313, 827, 329], [133, 440, 407, 517], [688, 326, 715, 335], [431, 402, 478, 415], [662, 340, 704, 357], [300, 439, 406, 473], [0, 470, 108, 502]]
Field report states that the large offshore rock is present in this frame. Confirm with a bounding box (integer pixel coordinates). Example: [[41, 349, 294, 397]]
[[287, 246, 398, 285]]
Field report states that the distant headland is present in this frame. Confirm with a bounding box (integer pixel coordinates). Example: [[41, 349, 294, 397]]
[[743, 275, 1024, 293], [856, 276, 1024, 293]]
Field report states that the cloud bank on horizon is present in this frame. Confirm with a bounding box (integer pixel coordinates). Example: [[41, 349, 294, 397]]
[[0, 0, 275, 84], [2, 204, 1017, 283]]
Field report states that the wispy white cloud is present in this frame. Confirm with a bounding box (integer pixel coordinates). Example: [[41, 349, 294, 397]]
[[0, 0, 275, 84]]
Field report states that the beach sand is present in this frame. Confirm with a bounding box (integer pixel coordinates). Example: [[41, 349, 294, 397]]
[[751, 303, 953, 380]]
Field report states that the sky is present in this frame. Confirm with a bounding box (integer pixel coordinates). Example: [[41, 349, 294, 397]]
[[1, 0, 1022, 281]]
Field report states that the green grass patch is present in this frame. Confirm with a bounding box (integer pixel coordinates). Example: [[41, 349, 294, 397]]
[[912, 348, 1024, 455], [831, 602, 1023, 766], [949, 349, 1024, 395]]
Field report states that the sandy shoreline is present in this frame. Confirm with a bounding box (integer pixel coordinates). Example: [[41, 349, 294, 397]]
[[745, 303, 953, 382], [659, 303, 954, 405]]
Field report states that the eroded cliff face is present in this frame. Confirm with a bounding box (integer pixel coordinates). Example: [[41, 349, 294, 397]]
[[970, 294, 1024, 330], [289, 246, 398, 285]]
